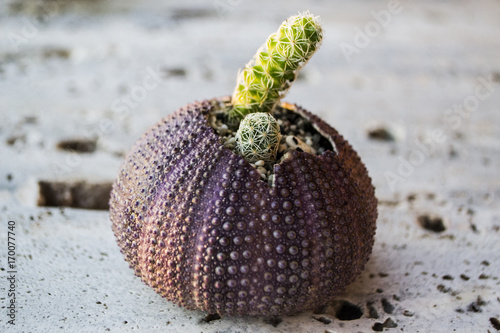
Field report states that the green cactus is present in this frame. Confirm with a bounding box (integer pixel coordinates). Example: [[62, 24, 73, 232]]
[[229, 12, 323, 123], [235, 112, 282, 163]]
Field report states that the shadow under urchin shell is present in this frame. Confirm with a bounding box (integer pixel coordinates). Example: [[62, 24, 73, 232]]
[[109, 97, 377, 316]]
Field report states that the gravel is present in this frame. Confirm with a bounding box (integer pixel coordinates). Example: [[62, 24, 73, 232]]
[[208, 100, 329, 185]]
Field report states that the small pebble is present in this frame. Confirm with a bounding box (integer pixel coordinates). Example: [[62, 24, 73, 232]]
[[286, 135, 312, 154], [280, 152, 292, 162], [403, 310, 415, 317], [313, 133, 321, 144], [217, 123, 229, 135], [224, 137, 236, 148], [210, 103, 331, 183], [268, 174, 274, 186], [286, 135, 298, 146], [255, 160, 265, 167]]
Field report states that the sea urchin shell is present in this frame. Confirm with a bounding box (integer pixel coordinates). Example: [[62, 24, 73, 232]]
[[110, 98, 377, 316]]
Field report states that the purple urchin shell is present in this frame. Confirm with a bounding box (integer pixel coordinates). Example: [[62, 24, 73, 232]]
[[110, 98, 377, 316]]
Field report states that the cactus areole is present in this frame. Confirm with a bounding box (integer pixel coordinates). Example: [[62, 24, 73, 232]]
[[110, 13, 377, 317]]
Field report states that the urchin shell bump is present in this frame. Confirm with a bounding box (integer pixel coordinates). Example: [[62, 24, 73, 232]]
[[109, 99, 377, 316]]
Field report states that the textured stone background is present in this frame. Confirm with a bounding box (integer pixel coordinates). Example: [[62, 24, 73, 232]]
[[1, 0, 499, 332]]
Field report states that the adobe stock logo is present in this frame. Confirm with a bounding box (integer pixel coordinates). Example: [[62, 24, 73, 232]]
[[110, 66, 163, 114], [7, 0, 71, 52], [340, 0, 404, 63], [384, 76, 495, 192], [212, 0, 243, 18], [49, 65, 163, 180]]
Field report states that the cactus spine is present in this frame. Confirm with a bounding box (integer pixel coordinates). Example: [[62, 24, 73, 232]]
[[229, 12, 323, 123], [235, 112, 282, 163]]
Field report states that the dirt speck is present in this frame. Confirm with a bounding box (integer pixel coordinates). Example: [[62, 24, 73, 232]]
[[313, 315, 332, 324], [418, 214, 446, 232], [403, 310, 415, 317], [382, 298, 395, 314], [372, 318, 397, 331], [263, 316, 282, 327], [490, 317, 500, 330], [201, 313, 221, 323], [437, 284, 451, 293], [367, 301, 379, 319], [467, 296, 486, 313], [161, 67, 187, 78], [335, 300, 363, 321], [367, 127, 395, 142], [42, 47, 71, 59], [57, 139, 97, 153], [38, 181, 111, 210]]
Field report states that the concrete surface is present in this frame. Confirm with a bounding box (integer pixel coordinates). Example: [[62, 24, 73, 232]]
[[1, 0, 499, 332]]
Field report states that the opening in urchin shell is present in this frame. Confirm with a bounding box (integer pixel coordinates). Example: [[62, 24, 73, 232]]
[[206, 97, 334, 186]]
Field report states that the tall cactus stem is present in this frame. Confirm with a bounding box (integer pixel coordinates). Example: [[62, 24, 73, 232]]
[[229, 12, 323, 124]]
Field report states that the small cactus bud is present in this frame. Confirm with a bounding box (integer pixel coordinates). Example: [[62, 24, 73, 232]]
[[235, 112, 282, 163], [229, 12, 323, 123]]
